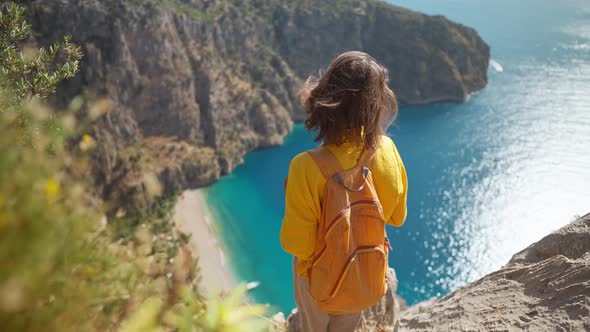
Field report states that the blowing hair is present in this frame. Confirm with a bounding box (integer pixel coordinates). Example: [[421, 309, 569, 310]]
[[300, 51, 398, 150]]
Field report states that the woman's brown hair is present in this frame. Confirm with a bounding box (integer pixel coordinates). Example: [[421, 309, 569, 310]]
[[300, 51, 398, 150]]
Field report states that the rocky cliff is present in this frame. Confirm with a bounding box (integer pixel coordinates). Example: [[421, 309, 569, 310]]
[[399, 213, 590, 331], [281, 213, 590, 331], [25, 0, 489, 207]]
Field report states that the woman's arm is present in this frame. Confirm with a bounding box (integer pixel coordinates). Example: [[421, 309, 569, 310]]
[[280, 153, 320, 260], [388, 144, 408, 227]]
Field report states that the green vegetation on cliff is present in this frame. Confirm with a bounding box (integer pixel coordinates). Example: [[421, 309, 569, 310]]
[[0, 3, 267, 331]]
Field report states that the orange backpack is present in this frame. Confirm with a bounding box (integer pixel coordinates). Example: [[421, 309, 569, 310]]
[[306, 146, 390, 314]]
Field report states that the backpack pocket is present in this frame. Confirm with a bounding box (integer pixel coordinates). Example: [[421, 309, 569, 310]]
[[326, 246, 387, 311], [308, 219, 351, 302]]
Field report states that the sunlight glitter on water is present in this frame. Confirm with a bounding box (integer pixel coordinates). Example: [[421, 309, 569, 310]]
[[436, 59, 590, 292]]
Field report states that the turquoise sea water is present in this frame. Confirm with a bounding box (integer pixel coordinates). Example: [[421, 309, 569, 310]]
[[204, 0, 590, 313]]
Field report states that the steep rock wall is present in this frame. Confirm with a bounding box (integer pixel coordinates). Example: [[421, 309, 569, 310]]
[[26, 0, 489, 206]]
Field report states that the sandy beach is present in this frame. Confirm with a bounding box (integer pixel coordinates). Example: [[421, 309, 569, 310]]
[[172, 189, 236, 296]]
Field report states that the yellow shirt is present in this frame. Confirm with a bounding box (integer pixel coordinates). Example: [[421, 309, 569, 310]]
[[280, 135, 408, 276]]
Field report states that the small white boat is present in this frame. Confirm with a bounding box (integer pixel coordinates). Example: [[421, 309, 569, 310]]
[[490, 59, 504, 72], [247, 281, 260, 291]]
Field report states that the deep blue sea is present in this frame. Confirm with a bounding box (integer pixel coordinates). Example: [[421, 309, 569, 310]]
[[204, 0, 590, 313]]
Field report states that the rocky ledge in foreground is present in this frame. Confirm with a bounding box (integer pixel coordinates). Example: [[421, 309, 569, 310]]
[[278, 213, 590, 331]]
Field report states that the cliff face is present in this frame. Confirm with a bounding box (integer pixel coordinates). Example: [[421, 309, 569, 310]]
[[26, 0, 489, 206], [272, 1, 489, 107]]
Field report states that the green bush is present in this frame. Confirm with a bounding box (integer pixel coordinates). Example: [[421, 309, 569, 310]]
[[0, 89, 145, 331], [0, 3, 270, 331]]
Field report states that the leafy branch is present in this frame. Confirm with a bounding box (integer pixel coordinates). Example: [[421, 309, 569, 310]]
[[0, 3, 82, 101]]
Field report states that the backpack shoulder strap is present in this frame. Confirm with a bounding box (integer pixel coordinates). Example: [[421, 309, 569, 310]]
[[355, 147, 377, 169], [307, 146, 343, 180]]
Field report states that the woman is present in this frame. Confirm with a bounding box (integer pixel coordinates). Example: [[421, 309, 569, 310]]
[[280, 51, 408, 332]]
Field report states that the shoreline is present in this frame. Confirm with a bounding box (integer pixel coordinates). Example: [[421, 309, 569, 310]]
[[172, 189, 237, 296]]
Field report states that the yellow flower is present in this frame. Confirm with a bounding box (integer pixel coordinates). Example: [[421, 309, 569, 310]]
[[85, 267, 97, 276], [44, 177, 60, 199], [80, 134, 96, 151]]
